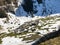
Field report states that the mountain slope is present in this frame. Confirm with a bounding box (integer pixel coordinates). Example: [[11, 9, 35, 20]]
[[0, 13, 60, 45], [16, 0, 60, 16]]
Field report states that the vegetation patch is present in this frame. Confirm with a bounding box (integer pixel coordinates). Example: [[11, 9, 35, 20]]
[[0, 39, 2, 44], [39, 36, 60, 45], [23, 34, 41, 41]]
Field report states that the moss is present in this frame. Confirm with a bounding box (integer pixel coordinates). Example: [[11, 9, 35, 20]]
[[0, 31, 31, 39], [0, 39, 2, 44], [0, 33, 7, 38], [0, 25, 3, 30]]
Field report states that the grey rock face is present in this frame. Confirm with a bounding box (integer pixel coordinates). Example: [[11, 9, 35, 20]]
[[16, 0, 60, 16]]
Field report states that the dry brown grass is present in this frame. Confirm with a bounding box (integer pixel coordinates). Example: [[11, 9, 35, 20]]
[[39, 36, 60, 45]]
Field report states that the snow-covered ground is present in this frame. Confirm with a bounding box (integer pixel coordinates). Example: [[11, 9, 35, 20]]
[[0, 13, 29, 33], [0, 12, 60, 45], [0, 0, 60, 45], [1, 37, 32, 45], [0, 12, 43, 33]]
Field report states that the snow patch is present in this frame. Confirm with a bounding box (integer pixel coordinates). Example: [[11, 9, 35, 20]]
[[1, 37, 32, 45]]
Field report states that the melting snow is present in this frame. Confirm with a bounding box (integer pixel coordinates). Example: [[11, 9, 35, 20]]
[[1, 37, 32, 45]]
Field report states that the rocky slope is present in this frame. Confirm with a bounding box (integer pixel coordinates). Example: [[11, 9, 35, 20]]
[[16, 0, 60, 16], [0, 0, 18, 14], [0, 0, 60, 45], [0, 13, 60, 45]]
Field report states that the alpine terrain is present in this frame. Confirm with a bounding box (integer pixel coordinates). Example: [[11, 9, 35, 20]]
[[0, 0, 60, 45]]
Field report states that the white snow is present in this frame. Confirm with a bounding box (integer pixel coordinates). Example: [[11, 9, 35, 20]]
[[1, 37, 32, 45], [0, 12, 43, 33], [17, 16, 32, 25], [38, 30, 48, 35], [0, 12, 60, 45], [0, 0, 60, 44], [17, 0, 23, 6], [49, 21, 60, 31]]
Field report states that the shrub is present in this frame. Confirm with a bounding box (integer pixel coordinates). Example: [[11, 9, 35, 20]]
[[0, 9, 8, 18]]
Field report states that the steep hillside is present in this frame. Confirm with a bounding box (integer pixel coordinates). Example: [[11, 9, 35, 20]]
[[0, 13, 60, 45], [16, 0, 60, 16], [0, 0, 60, 45], [39, 36, 60, 45]]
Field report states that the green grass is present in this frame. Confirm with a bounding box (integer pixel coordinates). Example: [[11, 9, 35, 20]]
[[0, 31, 34, 43], [23, 34, 41, 41]]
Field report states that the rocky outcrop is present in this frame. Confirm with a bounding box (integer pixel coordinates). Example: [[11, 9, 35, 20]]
[[14, 19, 39, 33], [0, 0, 18, 14], [16, 0, 60, 16]]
